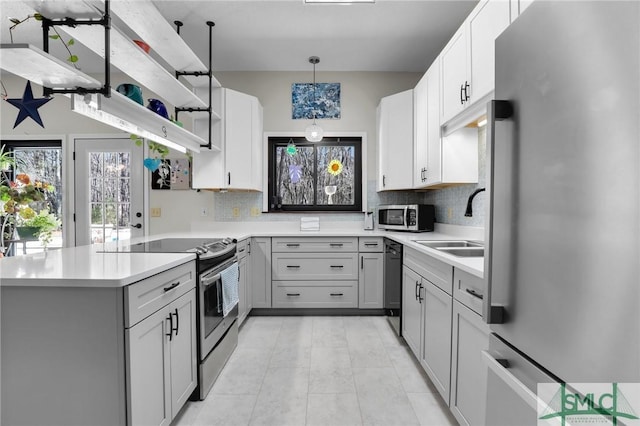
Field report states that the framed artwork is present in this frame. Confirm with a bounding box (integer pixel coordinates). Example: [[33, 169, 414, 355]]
[[151, 158, 191, 190], [292, 83, 341, 120]]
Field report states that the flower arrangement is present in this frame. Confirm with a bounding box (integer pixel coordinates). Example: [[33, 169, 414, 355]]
[[1, 173, 54, 213], [0, 171, 57, 250]]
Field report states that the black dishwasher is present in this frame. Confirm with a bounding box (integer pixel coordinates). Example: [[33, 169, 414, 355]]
[[384, 238, 403, 336]]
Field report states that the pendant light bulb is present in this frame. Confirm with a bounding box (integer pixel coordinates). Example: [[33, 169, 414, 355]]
[[305, 56, 323, 142]]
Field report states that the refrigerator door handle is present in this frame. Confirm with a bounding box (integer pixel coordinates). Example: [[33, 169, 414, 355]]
[[482, 350, 538, 410], [483, 99, 513, 325]]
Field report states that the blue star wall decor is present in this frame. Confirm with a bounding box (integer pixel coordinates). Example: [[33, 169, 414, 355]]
[[6, 81, 53, 128]]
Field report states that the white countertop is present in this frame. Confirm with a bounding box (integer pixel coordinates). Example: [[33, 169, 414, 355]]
[[0, 222, 484, 287], [0, 244, 195, 288]]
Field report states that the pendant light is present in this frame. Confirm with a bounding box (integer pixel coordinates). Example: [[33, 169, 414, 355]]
[[305, 56, 324, 142]]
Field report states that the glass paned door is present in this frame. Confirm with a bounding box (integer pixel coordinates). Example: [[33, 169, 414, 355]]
[[75, 138, 143, 246]]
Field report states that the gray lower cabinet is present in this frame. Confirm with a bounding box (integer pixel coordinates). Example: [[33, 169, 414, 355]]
[[450, 299, 490, 426], [402, 265, 423, 357], [237, 238, 250, 325], [126, 289, 197, 426], [251, 237, 272, 308], [0, 260, 197, 426], [420, 280, 453, 405], [271, 237, 359, 308], [358, 237, 384, 309], [402, 247, 454, 405]]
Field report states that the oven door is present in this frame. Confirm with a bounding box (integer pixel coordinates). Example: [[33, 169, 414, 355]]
[[199, 257, 238, 359]]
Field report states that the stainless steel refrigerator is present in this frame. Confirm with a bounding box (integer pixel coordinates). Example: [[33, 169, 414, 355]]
[[482, 1, 640, 424]]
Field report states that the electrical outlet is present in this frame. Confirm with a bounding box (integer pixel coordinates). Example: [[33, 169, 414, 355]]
[[150, 207, 161, 217], [232, 207, 240, 218], [200, 207, 208, 217], [250, 207, 260, 217], [447, 207, 453, 220]]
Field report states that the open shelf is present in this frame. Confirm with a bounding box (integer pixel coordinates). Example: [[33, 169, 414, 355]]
[[101, 0, 221, 89], [0, 44, 102, 90], [71, 89, 221, 154], [61, 24, 207, 109]]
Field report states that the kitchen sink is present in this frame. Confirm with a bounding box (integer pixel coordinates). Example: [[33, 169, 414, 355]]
[[413, 240, 484, 249], [436, 247, 485, 257]]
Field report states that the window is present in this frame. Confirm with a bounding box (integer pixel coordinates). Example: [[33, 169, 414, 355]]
[[1, 140, 63, 255], [268, 136, 362, 212]]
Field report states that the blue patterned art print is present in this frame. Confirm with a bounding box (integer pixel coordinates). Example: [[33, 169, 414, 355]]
[[292, 83, 341, 120]]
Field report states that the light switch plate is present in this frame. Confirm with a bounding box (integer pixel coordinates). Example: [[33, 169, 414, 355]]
[[150, 207, 161, 217]]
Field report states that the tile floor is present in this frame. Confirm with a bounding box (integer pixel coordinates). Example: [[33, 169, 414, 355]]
[[173, 316, 457, 426]]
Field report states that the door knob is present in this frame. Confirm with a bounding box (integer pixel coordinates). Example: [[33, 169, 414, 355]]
[[131, 223, 142, 229]]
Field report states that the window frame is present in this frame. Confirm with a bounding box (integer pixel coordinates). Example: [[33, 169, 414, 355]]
[[267, 136, 363, 212]]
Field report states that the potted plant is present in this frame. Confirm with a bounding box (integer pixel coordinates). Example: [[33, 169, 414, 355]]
[[17, 208, 60, 246]]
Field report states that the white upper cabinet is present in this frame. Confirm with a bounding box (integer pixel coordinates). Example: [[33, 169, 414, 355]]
[[413, 58, 442, 188], [440, 27, 469, 123], [441, 0, 511, 124], [377, 89, 414, 191], [192, 88, 263, 190]]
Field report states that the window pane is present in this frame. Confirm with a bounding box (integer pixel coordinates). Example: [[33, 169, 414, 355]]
[[275, 145, 315, 205], [316, 145, 355, 205], [91, 179, 102, 202], [90, 152, 103, 177], [104, 152, 120, 178]]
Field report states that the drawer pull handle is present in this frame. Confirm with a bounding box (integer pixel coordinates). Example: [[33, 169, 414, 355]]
[[286, 243, 300, 247], [466, 288, 484, 300], [286, 293, 301, 297], [330, 293, 344, 296], [329, 243, 344, 247], [163, 282, 180, 292], [364, 243, 378, 247], [330, 265, 344, 268], [287, 265, 301, 269]]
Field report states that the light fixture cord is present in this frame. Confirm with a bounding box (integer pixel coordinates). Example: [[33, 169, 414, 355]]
[[312, 60, 317, 122]]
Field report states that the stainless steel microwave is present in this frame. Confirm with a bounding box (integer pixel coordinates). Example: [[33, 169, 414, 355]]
[[378, 204, 435, 232]]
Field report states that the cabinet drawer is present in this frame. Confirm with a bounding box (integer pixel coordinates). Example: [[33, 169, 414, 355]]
[[358, 237, 384, 252], [272, 253, 358, 280], [236, 239, 249, 258], [453, 267, 484, 315], [125, 261, 196, 328], [272, 281, 358, 308], [272, 237, 358, 253], [403, 247, 453, 295]]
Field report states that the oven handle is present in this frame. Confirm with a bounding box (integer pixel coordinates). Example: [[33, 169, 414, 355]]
[[200, 256, 238, 287], [201, 272, 221, 288]]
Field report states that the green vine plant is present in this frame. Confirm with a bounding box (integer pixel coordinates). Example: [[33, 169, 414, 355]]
[[9, 13, 79, 69], [130, 134, 169, 159]]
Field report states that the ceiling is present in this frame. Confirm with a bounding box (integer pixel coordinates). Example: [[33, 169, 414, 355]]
[[0, 0, 478, 73]]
